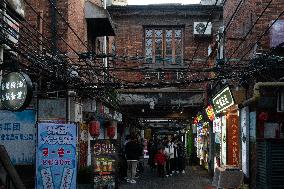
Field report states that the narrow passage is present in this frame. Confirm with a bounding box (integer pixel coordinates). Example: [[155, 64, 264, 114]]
[[120, 165, 211, 189]]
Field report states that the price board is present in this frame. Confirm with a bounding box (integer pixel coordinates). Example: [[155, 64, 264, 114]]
[[212, 87, 235, 113], [91, 140, 117, 189]]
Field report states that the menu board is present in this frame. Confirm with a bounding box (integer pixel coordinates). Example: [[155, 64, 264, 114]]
[[91, 140, 116, 189]]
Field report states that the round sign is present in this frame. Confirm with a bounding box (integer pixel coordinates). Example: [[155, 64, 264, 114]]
[[0, 72, 33, 111]]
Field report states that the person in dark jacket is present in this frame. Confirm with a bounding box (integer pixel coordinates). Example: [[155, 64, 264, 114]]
[[125, 135, 142, 183]]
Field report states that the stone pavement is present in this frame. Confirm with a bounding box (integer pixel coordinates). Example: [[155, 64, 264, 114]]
[[119, 165, 212, 189]]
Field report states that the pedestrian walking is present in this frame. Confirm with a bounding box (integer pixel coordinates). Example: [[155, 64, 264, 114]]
[[154, 146, 167, 177], [125, 135, 143, 184]]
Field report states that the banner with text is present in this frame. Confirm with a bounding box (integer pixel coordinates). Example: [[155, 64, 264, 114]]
[[36, 123, 77, 189], [0, 110, 36, 164]]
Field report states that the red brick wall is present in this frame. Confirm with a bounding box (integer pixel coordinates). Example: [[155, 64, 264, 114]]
[[24, 0, 87, 56], [224, 0, 284, 62], [108, 5, 223, 88]]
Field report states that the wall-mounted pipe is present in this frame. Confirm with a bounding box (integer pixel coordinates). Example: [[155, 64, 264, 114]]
[[241, 82, 284, 107]]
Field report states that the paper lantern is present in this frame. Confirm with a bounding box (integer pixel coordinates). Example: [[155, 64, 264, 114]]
[[107, 126, 116, 139], [89, 120, 100, 138]]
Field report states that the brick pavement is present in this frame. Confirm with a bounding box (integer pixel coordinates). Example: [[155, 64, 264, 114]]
[[119, 165, 212, 189]]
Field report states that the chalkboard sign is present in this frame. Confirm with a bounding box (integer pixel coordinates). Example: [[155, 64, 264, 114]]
[[91, 139, 117, 189]]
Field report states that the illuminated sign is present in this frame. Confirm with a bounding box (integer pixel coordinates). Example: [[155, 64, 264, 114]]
[[212, 87, 234, 113], [205, 105, 215, 121], [0, 72, 33, 111]]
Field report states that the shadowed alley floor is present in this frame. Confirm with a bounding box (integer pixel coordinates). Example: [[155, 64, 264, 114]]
[[119, 165, 212, 189]]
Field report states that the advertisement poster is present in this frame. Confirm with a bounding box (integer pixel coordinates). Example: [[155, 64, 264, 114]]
[[221, 116, 226, 165], [0, 110, 36, 164], [241, 107, 249, 177], [36, 123, 77, 189], [91, 140, 116, 189]]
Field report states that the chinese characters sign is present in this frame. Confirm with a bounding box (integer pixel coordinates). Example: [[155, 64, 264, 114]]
[[227, 115, 240, 166], [37, 123, 77, 189], [241, 107, 249, 178], [213, 87, 234, 113], [0, 72, 33, 111], [0, 110, 36, 164]]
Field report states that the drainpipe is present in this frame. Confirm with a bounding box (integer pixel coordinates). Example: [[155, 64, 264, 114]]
[[241, 82, 284, 107]]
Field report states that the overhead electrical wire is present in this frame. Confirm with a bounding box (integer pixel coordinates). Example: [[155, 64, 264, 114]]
[[224, 0, 273, 65], [229, 9, 284, 67], [186, 0, 220, 71]]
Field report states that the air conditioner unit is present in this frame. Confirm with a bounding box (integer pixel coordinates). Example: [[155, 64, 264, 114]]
[[194, 22, 212, 35], [277, 90, 284, 112]]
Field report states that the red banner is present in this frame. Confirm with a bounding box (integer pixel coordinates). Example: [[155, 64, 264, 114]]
[[226, 115, 240, 166]]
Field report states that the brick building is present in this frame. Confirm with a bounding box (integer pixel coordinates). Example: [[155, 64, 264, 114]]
[[108, 4, 223, 119], [212, 1, 284, 188]]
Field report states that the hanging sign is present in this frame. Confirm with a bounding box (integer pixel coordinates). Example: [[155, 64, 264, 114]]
[[241, 107, 249, 178], [205, 105, 215, 121], [212, 87, 234, 113], [0, 72, 33, 111], [213, 117, 221, 133], [227, 115, 240, 166], [36, 123, 77, 189]]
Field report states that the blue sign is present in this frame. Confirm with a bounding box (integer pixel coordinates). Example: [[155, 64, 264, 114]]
[[36, 123, 77, 189], [0, 110, 36, 164]]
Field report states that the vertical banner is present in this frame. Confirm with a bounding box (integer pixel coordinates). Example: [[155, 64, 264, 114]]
[[221, 116, 226, 165], [79, 123, 88, 168], [37, 123, 77, 189], [0, 110, 36, 164], [227, 114, 240, 166], [249, 112, 256, 141], [241, 107, 249, 177]]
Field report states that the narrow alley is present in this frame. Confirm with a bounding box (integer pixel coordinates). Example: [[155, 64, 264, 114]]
[[0, 0, 284, 189], [120, 165, 211, 189]]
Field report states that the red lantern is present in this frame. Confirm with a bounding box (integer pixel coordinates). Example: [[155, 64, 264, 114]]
[[106, 121, 116, 139], [107, 126, 116, 139], [89, 120, 100, 138]]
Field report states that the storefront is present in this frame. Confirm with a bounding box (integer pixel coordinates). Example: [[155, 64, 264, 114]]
[[212, 87, 241, 168]]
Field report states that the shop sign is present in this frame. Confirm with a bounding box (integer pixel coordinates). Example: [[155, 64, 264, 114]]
[[205, 105, 215, 121], [5, 14, 19, 45], [91, 140, 116, 188], [249, 112, 256, 141], [212, 87, 234, 113], [36, 123, 77, 189], [227, 115, 240, 166], [0, 72, 33, 111], [38, 99, 66, 122], [213, 117, 221, 133], [221, 116, 226, 165], [241, 107, 249, 178], [0, 110, 36, 164]]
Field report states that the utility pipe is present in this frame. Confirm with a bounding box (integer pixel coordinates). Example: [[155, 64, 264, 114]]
[[241, 82, 284, 107]]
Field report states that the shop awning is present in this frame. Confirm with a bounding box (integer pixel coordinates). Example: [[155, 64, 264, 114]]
[[85, 1, 115, 37]]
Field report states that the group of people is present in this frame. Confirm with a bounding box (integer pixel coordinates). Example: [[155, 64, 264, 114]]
[[121, 134, 186, 185], [148, 136, 186, 178]]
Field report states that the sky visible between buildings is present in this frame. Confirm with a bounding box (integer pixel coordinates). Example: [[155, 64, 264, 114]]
[[128, 0, 201, 5]]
